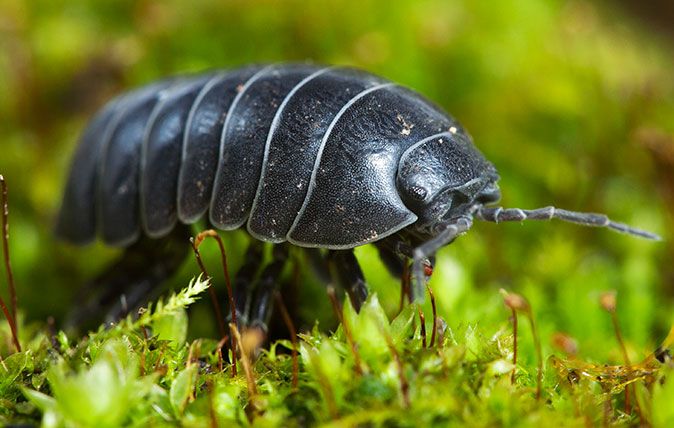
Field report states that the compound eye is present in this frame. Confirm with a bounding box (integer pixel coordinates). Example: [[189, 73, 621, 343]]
[[409, 185, 428, 202]]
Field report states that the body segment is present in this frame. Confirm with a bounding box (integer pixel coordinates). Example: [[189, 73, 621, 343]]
[[248, 67, 387, 241], [209, 64, 323, 230], [177, 67, 264, 223], [99, 81, 172, 246], [141, 75, 215, 238]]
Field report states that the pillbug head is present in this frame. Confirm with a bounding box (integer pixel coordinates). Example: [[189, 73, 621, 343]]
[[397, 130, 499, 235]]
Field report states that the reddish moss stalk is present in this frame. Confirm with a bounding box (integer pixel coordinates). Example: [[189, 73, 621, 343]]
[[600, 291, 640, 417], [418, 307, 427, 348], [274, 291, 299, 390], [230, 323, 258, 404], [0, 175, 20, 353], [191, 230, 235, 376], [207, 379, 219, 428], [510, 307, 518, 385], [427, 284, 438, 347], [186, 340, 202, 402], [611, 310, 633, 414], [216, 335, 229, 372], [327, 285, 364, 376], [527, 314, 542, 400], [378, 321, 410, 408], [501, 289, 541, 399]]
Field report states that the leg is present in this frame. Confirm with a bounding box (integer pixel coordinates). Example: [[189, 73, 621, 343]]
[[376, 235, 435, 304], [374, 238, 405, 279], [328, 250, 369, 312], [229, 240, 265, 327], [411, 217, 473, 302], [303, 248, 332, 283], [65, 225, 192, 329], [248, 244, 290, 332], [475, 206, 660, 240], [375, 236, 410, 309]]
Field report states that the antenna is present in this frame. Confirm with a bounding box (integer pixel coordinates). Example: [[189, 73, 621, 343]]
[[475, 205, 661, 241]]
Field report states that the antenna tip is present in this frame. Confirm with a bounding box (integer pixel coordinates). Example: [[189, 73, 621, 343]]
[[608, 221, 662, 241], [648, 232, 664, 241], [631, 228, 663, 241]]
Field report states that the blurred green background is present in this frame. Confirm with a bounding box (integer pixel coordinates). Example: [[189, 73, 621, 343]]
[[1, 0, 673, 365]]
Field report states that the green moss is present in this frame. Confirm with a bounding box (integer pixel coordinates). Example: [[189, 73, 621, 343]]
[[1, 278, 670, 426]]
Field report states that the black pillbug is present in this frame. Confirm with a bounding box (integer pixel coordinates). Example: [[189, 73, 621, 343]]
[[56, 63, 660, 328]]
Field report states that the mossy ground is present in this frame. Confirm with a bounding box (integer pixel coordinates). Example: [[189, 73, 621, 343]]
[[1, 276, 673, 427]]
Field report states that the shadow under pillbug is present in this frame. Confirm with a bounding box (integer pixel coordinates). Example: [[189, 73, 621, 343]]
[[55, 63, 660, 330]]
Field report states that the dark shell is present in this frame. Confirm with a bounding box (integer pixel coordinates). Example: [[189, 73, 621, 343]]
[[56, 63, 471, 249]]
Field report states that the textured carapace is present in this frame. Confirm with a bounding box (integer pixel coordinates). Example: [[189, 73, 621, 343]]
[[56, 64, 474, 248], [56, 63, 659, 307]]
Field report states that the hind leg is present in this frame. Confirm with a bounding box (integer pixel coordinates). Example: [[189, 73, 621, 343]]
[[248, 244, 290, 333], [226, 240, 265, 327], [65, 225, 192, 329], [328, 250, 369, 312]]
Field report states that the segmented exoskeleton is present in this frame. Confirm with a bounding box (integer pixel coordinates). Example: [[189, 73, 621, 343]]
[[56, 63, 659, 329]]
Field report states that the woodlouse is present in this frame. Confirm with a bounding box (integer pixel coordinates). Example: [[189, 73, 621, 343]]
[[56, 63, 659, 329]]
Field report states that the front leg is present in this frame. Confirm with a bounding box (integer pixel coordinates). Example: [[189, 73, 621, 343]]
[[411, 216, 473, 301]]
